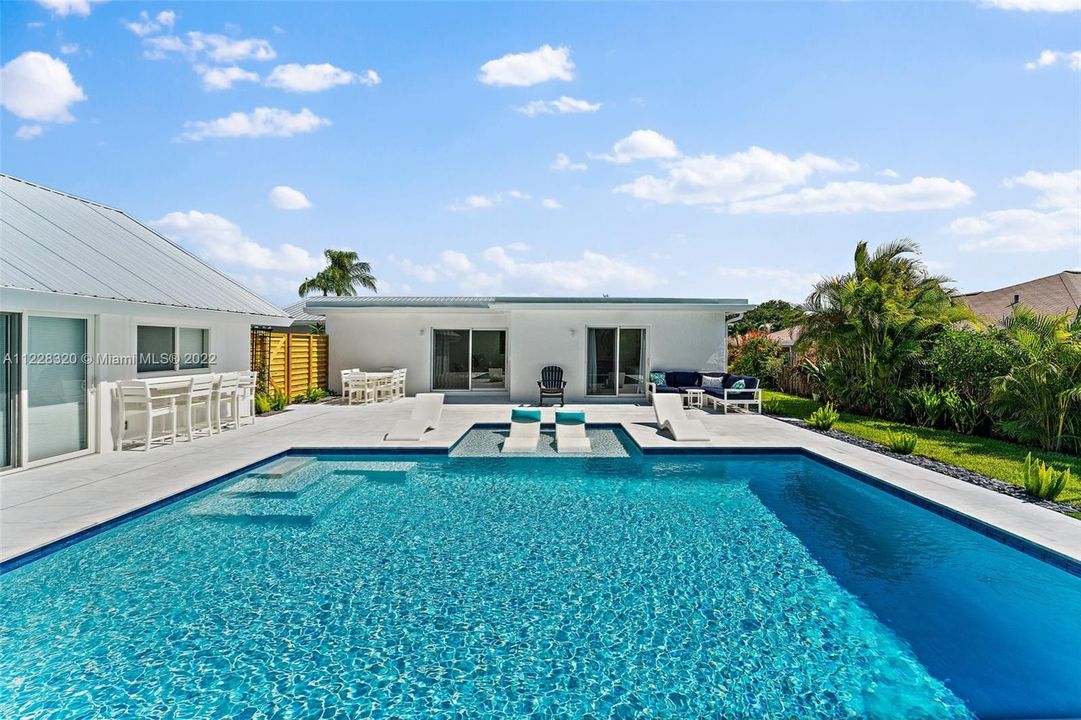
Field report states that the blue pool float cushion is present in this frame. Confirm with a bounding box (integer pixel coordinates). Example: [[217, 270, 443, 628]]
[[555, 411, 586, 425], [511, 408, 542, 423]]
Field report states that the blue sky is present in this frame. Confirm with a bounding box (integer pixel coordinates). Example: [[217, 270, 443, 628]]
[[2, 0, 1079, 306]]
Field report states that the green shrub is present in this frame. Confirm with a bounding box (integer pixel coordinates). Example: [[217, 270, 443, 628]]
[[928, 328, 1012, 409], [269, 389, 289, 411], [941, 388, 983, 434], [293, 393, 307, 404], [1022, 453, 1071, 501], [807, 403, 839, 430], [254, 393, 272, 415], [885, 429, 918, 454], [730, 332, 787, 388], [305, 386, 329, 402], [905, 385, 946, 428]]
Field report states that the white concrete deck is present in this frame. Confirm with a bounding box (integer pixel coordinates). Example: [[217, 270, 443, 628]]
[[3, 398, 1080, 566]]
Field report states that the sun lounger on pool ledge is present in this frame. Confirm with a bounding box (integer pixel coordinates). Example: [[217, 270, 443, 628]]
[[502, 408, 542, 453], [653, 394, 710, 442], [385, 393, 444, 441], [555, 410, 592, 453]]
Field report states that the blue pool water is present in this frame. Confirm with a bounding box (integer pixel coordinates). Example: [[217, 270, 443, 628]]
[[2, 451, 1079, 718]]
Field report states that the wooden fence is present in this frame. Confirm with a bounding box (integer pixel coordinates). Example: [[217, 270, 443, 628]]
[[251, 329, 328, 397]]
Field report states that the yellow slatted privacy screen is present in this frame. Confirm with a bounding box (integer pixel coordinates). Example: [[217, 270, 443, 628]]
[[251, 330, 328, 397]]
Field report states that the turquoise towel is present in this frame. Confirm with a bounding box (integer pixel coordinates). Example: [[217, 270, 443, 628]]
[[511, 408, 541, 423], [555, 411, 586, 425]]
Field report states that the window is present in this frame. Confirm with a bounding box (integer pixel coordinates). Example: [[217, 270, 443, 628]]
[[137, 325, 209, 373]]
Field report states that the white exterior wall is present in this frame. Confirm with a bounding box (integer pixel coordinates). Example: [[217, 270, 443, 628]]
[[324, 304, 730, 403], [0, 288, 278, 468]]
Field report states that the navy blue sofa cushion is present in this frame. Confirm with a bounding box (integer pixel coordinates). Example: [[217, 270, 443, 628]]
[[652, 386, 682, 394], [723, 375, 760, 401], [665, 371, 701, 388]]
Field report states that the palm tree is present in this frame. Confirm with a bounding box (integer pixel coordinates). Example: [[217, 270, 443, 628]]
[[993, 307, 1081, 453], [298, 250, 378, 297], [799, 239, 972, 417]]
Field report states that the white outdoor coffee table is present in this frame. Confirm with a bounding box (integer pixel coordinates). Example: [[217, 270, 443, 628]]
[[683, 388, 704, 409]]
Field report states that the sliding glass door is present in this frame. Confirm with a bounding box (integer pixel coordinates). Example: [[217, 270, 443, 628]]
[[587, 327, 646, 396], [26, 316, 88, 462], [432, 329, 507, 391], [0, 313, 19, 469]]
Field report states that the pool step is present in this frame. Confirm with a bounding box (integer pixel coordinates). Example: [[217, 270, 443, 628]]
[[222, 473, 320, 499], [334, 461, 417, 484], [187, 477, 357, 526], [249, 456, 314, 479]]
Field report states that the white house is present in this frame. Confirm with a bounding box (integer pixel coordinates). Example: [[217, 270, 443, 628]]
[[308, 296, 754, 403], [0, 174, 290, 472]]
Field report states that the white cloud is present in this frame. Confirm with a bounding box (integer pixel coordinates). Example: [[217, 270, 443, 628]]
[[981, 0, 1080, 11], [513, 96, 601, 116], [552, 153, 587, 172], [398, 245, 657, 293], [478, 44, 574, 87], [28, 21, 46, 29], [877, 168, 900, 178], [59, 43, 79, 55], [617, 146, 858, 206], [151, 210, 324, 273], [726, 177, 975, 215], [179, 107, 330, 141], [144, 32, 276, 63], [593, 129, 680, 164], [447, 190, 530, 212], [0, 51, 86, 123], [265, 63, 380, 92], [951, 169, 1081, 252], [716, 266, 822, 303], [1025, 49, 1081, 70], [15, 124, 44, 140], [269, 185, 312, 210], [195, 65, 260, 91], [124, 10, 177, 37], [541, 198, 563, 209], [35, 0, 104, 17]]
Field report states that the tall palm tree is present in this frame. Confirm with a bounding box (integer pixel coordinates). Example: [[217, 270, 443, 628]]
[[799, 239, 972, 416], [298, 250, 378, 297]]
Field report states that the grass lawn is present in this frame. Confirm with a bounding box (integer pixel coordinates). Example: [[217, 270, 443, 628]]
[[762, 390, 1081, 511]]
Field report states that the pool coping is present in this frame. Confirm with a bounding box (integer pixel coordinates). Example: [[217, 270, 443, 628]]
[[3, 424, 1080, 578]]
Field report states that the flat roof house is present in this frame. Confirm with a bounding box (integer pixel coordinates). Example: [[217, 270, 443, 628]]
[[0, 174, 289, 471], [308, 296, 754, 403]]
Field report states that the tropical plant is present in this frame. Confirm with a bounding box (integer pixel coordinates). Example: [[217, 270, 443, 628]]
[[800, 239, 973, 418], [927, 328, 1012, 408], [1022, 452, 1071, 501], [269, 388, 290, 411], [807, 403, 840, 430], [885, 429, 918, 454], [254, 393, 272, 415], [992, 308, 1081, 453], [905, 385, 947, 428], [941, 388, 983, 435], [298, 249, 378, 297]]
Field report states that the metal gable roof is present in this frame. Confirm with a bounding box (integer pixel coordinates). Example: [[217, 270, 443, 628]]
[[0, 174, 288, 319], [304, 296, 751, 310]]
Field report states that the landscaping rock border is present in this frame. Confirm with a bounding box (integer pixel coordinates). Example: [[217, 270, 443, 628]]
[[772, 416, 1080, 517]]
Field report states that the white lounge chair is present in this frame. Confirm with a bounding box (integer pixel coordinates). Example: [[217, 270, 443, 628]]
[[653, 393, 711, 441], [385, 393, 444, 440], [502, 408, 542, 453], [555, 410, 592, 453]]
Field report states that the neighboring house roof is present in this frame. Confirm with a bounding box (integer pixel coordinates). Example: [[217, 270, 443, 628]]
[[0, 174, 288, 319], [959, 270, 1081, 324], [282, 299, 325, 325], [305, 296, 753, 310], [767, 325, 803, 347]]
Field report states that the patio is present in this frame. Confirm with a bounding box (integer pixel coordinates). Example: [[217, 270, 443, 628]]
[[2, 398, 1080, 566]]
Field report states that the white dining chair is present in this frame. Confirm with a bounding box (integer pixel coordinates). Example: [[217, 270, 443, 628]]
[[184, 374, 216, 440], [117, 380, 179, 451], [216, 372, 241, 432], [237, 370, 258, 426]]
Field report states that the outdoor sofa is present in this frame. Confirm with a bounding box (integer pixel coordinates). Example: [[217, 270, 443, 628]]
[[647, 370, 762, 413]]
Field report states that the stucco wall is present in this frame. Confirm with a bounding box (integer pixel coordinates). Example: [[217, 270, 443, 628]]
[[324, 305, 729, 403], [1, 288, 267, 464]]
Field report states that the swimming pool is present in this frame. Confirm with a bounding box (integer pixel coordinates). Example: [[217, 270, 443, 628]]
[[2, 450, 1079, 718]]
